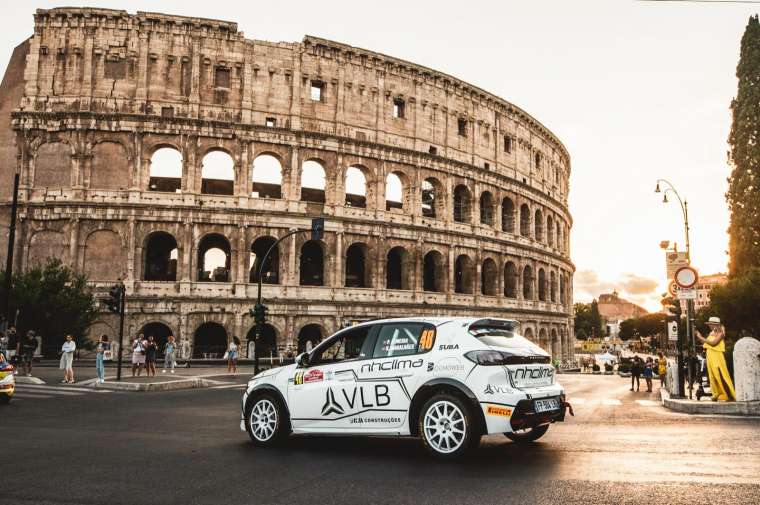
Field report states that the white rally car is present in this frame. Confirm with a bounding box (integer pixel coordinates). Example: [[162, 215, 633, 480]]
[[240, 317, 570, 458]]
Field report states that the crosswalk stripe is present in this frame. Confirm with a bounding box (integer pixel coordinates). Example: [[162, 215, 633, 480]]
[[635, 400, 659, 406], [12, 393, 56, 399], [211, 384, 246, 389], [602, 399, 622, 406], [18, 384, 89, 393], [15, 387, 85, 396], [570, 398, 587, 404]]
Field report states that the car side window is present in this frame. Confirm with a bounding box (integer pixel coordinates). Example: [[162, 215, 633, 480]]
[[372, 324, 435, 359], [312, 326, 374, 365]]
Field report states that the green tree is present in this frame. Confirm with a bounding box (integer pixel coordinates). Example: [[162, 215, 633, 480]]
[[589, 299, 604, 338], [574, 302, 592, 339], [1, 258, 99, 355], [708, 267, 760, 339], [727, 15, 760, 276]]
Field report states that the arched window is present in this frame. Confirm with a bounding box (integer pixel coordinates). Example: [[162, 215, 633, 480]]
[[538, 268, 547, 301], [551, 329, 559, 358], [557, 222, 562, 251], [454, 254, 474, 294], [201, 151, 234, 195], [300, 240, 324, 286], [193, 322, 227, 359], [534, 209, 544, 242], [139, 323, 174, 358], [539, 328, 548, 353], [560, 274, 567, 305], [386, 246, 410, 290], [249, 236, 279, 284], [422, 178, 443, 218], [550, 271, 557, 302], [453, 185, 471, 223], [197, 234, 231, 282], [504, 261, 518, 298], [345, 243, 369, 288], [522, 265, 533, 300], [481, 258, 497, 296], [345, 166, 367, 208], [143, 232, 178, 281], [502, 197, 515, 233], [423, 250, 445, 292], [520, 204, 531, 237], [247, 324, 278, 358], [385, 172, 403, 211], [298, 324, 323, 353], [301, 159, 326, 203], [547, 215, 554, 246], [149, 147, 182, 192], [479, 192, 494, 226], [251, 154, 282, 199]]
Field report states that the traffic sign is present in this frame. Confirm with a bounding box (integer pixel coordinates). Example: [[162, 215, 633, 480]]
[[666, 251, 688, 279], [667, 280, 679, 297], [674, 266, 698, 289], [676, 287, 697, 300], [668, 321, 678, 341]]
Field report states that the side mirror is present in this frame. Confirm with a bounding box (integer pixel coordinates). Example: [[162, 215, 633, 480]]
[[296, 352, 310, 368]]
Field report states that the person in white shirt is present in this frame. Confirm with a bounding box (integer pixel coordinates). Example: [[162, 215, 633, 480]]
[[227, 336, 240, 374], [60, 334, 76, 384]]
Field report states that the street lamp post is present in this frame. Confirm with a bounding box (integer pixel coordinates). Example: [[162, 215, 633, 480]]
[[654, 179, 695, 399]]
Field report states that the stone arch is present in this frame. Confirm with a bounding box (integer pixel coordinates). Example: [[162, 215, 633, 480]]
[[83, 229, 126, 281], [345, 242, 371, 288], [385, 171, 404, 211], [454, 254, 474, 294], [547, 215, 555, 246], [300, 239, 325, 286], [501, 196, 515, 233], [453, 185, 472, 223], [386, 245, 412, 290], [520, 204, 531, 237], [422, 177, 444, 218], [193, 322, 228, 359], [201, 150, 235, 195], [345, 165, 368, 208], [143, 231, 179, 281], [301, 158, 327, 203], [538, 268, 547, 301], [538, 328, 549, 352], [27, 230, 66, 268], [523, 327, 535, 342], [297, 323, 324, 353], [504, 261, 518, 298], [34, 141, 71, 188], [250, 236, 279, 284], [251, 153, 283, 199], [479, 191, 495, 226], [550, 270, 557, 302], [423, 249, 446, 292], [481, 257, 498, 296], [149, 146, 183, 192], [247, 323, 278, 358], [560, 274, 567, 305], [90, 141, 129, 190], [522, 265, 534, 300], [197, 233, 231, 282], [551, 328, 560, 359], [534, 208, 544, 242], [139, 322, 175, 358]]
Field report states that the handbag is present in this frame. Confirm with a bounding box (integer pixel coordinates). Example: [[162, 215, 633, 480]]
[[103, 350, 113, 361], [223, 351, 229, 360]]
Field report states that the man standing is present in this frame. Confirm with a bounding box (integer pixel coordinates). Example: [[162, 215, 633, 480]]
[[6, 326, 18, 372], [20, 330, 38, 377], [630, 355, 642, 392]]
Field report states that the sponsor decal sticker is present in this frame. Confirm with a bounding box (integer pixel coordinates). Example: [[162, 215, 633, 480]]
[[438, 344, 459, 351], [486, 405, 512, 417], [360, 358, 424, 374], [303, 369, 323, 383], [320, 385, 393, 417], [427, 358, 466, 373], [483, 384, 511, 394]]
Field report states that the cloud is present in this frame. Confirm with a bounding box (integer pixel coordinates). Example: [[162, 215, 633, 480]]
[[573, 270, 662, 311], [620, 274, 659, 295]]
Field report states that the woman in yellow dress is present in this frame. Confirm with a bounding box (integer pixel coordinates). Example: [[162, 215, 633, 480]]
[[695, 317, 735, 401]]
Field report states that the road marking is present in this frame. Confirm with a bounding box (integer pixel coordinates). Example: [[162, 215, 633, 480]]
[[16, 386, 86, 396], [635, 399, 659, 406], [602, 399, 622, 406], [211, 384, 247, 389], [570, 398, 587, 404], [12, 392, 58, 399]]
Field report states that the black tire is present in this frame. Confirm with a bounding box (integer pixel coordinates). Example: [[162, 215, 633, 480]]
[[418, 393, 477, 459], [244, 394, 287, 446], [504, 424, 549, 443]]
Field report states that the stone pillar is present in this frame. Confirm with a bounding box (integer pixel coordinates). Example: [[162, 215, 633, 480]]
[[69, 218, 79, 271], [734, 337, 760, 402]]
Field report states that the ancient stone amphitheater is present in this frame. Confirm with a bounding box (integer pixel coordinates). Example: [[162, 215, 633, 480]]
[[0, 7, 575, 360]]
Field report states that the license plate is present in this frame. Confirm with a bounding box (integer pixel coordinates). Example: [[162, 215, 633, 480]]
[[534, 397, 560, 413]]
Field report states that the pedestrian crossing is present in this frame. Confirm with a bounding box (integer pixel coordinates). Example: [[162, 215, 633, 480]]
[[10, 383, 113, 401], [569, 397, 661, 407]]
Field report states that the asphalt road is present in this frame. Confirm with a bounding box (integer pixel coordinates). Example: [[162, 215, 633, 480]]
[[3, 374, 759, 505]]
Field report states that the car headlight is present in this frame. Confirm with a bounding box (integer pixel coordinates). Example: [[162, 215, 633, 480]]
[[0, 373, 14, 385], [464, 350, 550, 366]]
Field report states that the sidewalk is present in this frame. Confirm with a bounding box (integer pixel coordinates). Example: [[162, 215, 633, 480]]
[[660, 388, 760, 416]]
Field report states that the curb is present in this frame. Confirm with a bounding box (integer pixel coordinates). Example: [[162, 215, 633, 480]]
[[660, 389, 760, 416], [94, 377, 223, 392]]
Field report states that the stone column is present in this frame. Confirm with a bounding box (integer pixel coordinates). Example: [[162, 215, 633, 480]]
[[734, 337, 760, 402], [69, 218, 79, 271]]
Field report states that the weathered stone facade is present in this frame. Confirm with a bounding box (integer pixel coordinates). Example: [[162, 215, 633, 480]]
[[0, 8, 575, 359]]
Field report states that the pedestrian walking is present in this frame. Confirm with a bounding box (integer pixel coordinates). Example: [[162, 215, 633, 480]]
[[695, 317, 736, 402], [60, 334, 76, 383], [162, 335, 176, 374], [131, 334, 146, 377], [643, 357, 654, 392], [630, 356, 642, 392], [6, 326, 18, 372], [657, 352, 667, 387], [227, 336, 240, 374], [145, 335, 157, 377], [95, 335, 110, 383], [0, 330, 7, 360], [21, 331, 38, 377]]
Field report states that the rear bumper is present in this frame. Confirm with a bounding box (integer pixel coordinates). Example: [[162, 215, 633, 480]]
[[509, 397, 566, 431]]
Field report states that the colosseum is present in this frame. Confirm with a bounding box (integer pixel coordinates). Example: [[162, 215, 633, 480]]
[[0, 7, 575, 361]]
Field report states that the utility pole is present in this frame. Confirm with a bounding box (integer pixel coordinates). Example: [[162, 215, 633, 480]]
[[105, 282, 126, 380], [2, 174, 20, 327]]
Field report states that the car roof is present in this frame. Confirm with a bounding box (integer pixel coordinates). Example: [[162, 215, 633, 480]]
[[345, 316, 520, 329]]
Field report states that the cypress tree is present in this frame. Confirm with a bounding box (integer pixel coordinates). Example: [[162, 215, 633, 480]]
[[727, 15, 760, 276]]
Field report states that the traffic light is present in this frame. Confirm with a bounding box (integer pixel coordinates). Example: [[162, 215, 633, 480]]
[[104, 284, 122, 314], [249, 302, 268, 328], [661, 295, 682, 319], [311, 217, 324, 241]]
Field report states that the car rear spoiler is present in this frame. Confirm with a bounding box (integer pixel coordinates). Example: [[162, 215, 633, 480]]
[[468, 318, 520, 332]]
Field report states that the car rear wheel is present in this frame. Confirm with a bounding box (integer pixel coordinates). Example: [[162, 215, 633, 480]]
[[504, 424, 549, 443], [245, 395, 286, 446], [419, 394, 476, 459]]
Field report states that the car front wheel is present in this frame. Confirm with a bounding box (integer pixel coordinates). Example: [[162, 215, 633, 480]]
[[419, 394, 476, 459], [504, 424, 549, 443], [245, 395, 286, 446]]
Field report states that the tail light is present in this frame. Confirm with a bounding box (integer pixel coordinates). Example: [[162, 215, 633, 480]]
[[464, 350, 550, 366]]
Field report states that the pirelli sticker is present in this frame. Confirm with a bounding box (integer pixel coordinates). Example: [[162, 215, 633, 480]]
[[486, 405, 512, 417]]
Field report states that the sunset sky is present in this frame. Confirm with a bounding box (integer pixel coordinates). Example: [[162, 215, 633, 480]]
[[2, 0, 757, 312]]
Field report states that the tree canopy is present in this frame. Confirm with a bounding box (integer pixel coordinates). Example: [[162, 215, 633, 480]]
[[574, 300, 604, 339]]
